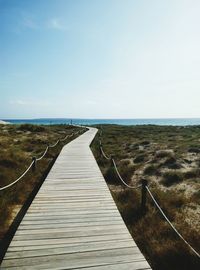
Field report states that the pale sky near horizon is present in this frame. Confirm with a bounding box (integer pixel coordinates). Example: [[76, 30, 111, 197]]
[[1, 0, 200, 119]]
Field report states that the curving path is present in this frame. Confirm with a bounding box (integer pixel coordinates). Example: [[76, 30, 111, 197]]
[[1, 127, 151, 269]]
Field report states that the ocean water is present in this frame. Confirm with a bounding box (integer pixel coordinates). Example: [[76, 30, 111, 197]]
[[3, 118, 200, 126]]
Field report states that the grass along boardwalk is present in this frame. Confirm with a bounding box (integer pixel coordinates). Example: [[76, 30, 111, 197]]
[[1, 127, 151, 269]]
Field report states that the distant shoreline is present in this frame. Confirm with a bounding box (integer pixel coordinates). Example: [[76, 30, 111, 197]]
[[0, 120, 10, 125], [2, 118, 200, 126]]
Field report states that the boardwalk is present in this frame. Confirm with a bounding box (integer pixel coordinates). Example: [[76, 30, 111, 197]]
[[1, 128, 151, 269]]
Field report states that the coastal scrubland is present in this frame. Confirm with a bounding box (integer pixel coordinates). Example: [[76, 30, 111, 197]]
[[1, 123, 199, 269], [92, 124, 200, 270], [0, 124, 83, 241]]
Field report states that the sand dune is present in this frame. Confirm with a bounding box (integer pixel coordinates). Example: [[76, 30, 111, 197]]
[[0, 120, 10, 124]]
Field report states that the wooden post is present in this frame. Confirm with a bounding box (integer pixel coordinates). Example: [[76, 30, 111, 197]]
[[141, 179, 148, 214], [32, 157, 36, 172], [99, 140, 102, 158], [110, 155, 114, 167], [100, 126, 103, 137], [99, 129, 102, 139]]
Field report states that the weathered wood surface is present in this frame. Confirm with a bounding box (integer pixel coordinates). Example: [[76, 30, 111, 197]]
[[1, 128, 151, 269]]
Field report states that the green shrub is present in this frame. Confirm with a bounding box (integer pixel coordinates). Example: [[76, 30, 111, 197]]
[[134, 154, 145, 163], [104, 167, 118, 184], [162, 157, 182, 169], [119, 164, 135, 181], [18, 124, 46, 132], [120, 159, 130, 166], [164, 157, 176, 165], [188, 147, 200, 153], [161, 171, 182, 186], [140, 140, 150, 146], [144, 164, 157, 175], [156, 150, 174, 158], [184, 169, 200, 179], [0, 159, 17, 168], [191, 190, 200, 204]]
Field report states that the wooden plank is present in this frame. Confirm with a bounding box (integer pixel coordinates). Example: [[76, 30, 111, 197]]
[[13, 227, 127, 241], [15, 224, 126, 235], [18, 220, 125, 231], [19, 213, 122, 221], [20, 209, 119, 217], [5, 240, 138, 259], [2, 247, 143, 268], [20, 216, 123, 225], [1, 127, 151, 269], [30, 200, 113, 205], [9, 233, 132, 248]]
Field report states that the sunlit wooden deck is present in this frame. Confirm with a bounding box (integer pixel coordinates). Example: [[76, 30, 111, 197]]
[[1, 127, 151, 269]]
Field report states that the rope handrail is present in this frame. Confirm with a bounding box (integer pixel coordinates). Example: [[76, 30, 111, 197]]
[[68, 133, 74, 137], [36, 132, 75, 161], [36, 146, 49, 161], [0, 161, 34, 191], [100, 146, 111, 160], [112, 159, 142, 189], [48, 139, 60, 148], [60, 134, 70, 142], [99, 139, 141, 189], [146, 186, 200, 258], [99, 136, 154, 190], [0, 129, 83, 191], [99, 139, 111, 160]]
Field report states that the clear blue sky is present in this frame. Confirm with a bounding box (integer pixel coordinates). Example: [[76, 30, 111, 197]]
[[1, 0, 200, 119]]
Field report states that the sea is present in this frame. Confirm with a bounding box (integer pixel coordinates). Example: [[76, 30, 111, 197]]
[[3, 118, 200, 126]]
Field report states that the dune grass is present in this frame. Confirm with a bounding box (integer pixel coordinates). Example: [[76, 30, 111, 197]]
[[0, 124, 83, 240], [91, 124, 200, 270]]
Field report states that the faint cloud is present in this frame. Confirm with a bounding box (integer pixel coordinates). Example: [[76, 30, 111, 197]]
[[13, 13, 67, 33], [12, 13, 38, 34], [85, 100, 97, 105], [47, 18, 67, 31], [22, 16, 38, 29], [9, 100, 27, 105], [9, 99, 51, 107]]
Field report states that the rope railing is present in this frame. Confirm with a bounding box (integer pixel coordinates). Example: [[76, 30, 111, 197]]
[[100, 146, 111, 160], [0, 128, 84, 191], [36, 146, 49, 161], [36, 132, 75, 161], [99, 139, 142, 189], [146, 186, 200, 258], [98, 130, 200, 259], [60, 134, 70, 142], [48, 139, 60, 148], [112, 159, 142, 189], [0, 161, 34, 191]]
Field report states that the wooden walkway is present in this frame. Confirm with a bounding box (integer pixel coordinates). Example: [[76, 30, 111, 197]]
[[1, 128, 151, 270]]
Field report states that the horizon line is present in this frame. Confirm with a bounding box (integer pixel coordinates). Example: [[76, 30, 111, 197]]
[[2, 117, 200, 120]]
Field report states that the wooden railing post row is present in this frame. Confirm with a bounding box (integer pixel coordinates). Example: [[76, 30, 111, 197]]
[[32, 157, 37, 172], [141, 179, 148, 214]]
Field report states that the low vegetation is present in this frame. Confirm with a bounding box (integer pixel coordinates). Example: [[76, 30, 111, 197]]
[[91, 124, 200, 270], [0, 124, 83, 241]]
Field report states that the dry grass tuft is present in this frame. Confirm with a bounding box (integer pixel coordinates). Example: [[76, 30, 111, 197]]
[[91, 124, 200, 270], [0, 124, 83, 241]]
